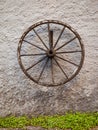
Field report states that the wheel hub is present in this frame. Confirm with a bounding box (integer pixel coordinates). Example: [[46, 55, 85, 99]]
[[47, 49, 55, 58]]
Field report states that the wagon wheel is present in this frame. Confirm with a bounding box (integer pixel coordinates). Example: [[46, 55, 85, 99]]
[[18, 20, 84, 86]]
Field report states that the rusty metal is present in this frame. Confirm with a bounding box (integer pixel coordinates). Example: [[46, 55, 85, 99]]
[[18, 20, 85, 87]]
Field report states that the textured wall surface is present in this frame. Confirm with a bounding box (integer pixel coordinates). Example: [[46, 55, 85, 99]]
[[0, 0, 98, 117]]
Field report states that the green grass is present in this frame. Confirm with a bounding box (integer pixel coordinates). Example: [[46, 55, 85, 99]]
[[0, 112, 98, 130]]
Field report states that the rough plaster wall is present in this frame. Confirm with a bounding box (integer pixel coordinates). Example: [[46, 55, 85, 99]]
[[0, 0, 98, 117]]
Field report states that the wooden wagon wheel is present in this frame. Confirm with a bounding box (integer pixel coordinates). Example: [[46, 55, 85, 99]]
[[18, 20, 84, 86]]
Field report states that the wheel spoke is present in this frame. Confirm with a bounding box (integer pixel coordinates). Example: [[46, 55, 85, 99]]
[[20, 53, 46, 57], [54, 58, 68, 79], [26, 56, 47, 71], [47, 23, 51, 48], [33, 29, 49, 50], [55, 36, 77, 51], [56, 50, 82, 54], [51, 58, 54, 83], [53, 26, 65, 48], [23, 40, 46, 52], [49, 30, 53, 49], [55, 55, 79, 67], [37, 57, 49, 82]]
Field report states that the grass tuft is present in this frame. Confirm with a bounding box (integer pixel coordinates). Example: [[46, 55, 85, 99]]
[[0, 112, 98, 130], [0, 116, 29, 128]]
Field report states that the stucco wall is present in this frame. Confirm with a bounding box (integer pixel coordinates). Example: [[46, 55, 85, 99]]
[[0, 0, 98, 117]]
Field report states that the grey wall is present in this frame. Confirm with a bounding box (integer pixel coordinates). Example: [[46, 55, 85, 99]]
[[0, 0, 98, 117]]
